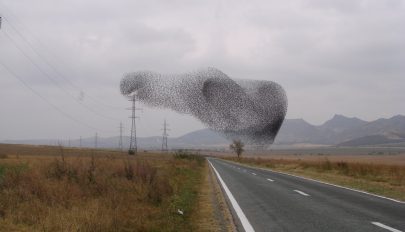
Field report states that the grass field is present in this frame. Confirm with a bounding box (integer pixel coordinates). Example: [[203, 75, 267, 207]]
[[224, 152, 405, 201], [0, 144, 213, 231]]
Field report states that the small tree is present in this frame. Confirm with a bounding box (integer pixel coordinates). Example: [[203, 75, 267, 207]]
[[230, 140, 244, 159]]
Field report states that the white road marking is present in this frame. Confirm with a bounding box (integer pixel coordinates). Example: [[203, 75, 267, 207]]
[[267, 178, 274, 182], [223, 160, 405, 204], [252, 173, 257, 176], [371, 222, 402, 232], [294, 190, 310, 196], [208, 160, 255, 232]]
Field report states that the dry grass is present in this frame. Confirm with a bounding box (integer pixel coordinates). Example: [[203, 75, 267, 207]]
[[225, 156, 405, 201], [249, 154, 405, 165], [0, 144, 206, 231], [191, 161, 235, 232]]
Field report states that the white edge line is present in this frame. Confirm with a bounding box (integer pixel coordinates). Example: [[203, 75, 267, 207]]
[[252, 173, 257, 175], [294, 190, 310, 196], [208, 159, 255, 232], [371, 222, 402, 232], [220, 159, 405, 204], [267, 178, 274, 182]]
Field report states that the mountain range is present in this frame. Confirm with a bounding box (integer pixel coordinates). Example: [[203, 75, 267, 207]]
[[2, 114, 405, 149], [274, 114, 405, 146]]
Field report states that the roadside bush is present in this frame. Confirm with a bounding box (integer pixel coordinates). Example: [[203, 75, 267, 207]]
[[173, 150, 204, 166]]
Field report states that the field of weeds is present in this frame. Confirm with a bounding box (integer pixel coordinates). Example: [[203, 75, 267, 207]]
[[0, 144, 205, 231], [226, 156, 405, 201]]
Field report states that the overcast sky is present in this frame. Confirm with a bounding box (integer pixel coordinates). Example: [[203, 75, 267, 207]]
[[0, 0, 404, 140]]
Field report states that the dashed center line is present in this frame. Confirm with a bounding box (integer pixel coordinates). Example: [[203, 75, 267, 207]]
[[252, 173, 257, 176], [294, 190, 310, 196], [267, 178, 274, 182], [371, 222, 402, 232]]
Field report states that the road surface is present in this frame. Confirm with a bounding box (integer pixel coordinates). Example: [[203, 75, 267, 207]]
[[208, 158, 405, 232]]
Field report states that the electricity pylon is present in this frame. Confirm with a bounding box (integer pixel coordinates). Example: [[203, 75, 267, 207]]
[[161, 119, 170, 152], [128, 94, 141, 155], [118, 122, 123, 152]]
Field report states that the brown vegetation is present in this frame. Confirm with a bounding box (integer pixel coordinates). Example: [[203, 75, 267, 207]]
[[0, 144, 206, 231], [226, 156, 405, 200]]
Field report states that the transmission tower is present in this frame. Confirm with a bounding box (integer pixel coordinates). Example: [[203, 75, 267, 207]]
[[128, 94, 141, 155], [118, 122, 123, 151], [161, 119, 170, 152], [95, 132, 98, 149]]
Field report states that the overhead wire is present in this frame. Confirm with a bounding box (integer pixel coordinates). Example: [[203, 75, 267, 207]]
[[0, 60, 115, 132], [1, 27, 121, 122], [0, 3, 124, 110], [0, 5, 144, 137], [1, 16, 124, 111]]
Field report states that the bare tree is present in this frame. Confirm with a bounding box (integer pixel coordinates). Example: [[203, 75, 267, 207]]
[[230, 140, 244, 159]]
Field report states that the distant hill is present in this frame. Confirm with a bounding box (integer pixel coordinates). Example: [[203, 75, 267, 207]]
[[2, 114, 405, 148], [174, 128, 229, 146], [275, 114, 405, 146], [0, 129, 229, 150], [337, 134, 405, 147], [319, 114, 367, 133], [273, 119, 321, 144]]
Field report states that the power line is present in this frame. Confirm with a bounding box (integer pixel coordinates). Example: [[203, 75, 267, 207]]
[[1, 29, 120, 122], [118, 122, 123, 151], [161, 119, 170, 152], [0, 60, 106, 131], [0, 5, 123, 110], [0, 15, 119, 135], [95, 132, 98, 149]]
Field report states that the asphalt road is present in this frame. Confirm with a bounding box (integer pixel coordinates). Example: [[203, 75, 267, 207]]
[[208, 158, 405, 232]]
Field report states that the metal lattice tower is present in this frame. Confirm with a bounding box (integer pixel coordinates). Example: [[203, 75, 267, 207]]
[[128, 94, 141, 154], [95, 132, 98, 149], [161, 119, 170, 152], [118, 122, 123, 151]]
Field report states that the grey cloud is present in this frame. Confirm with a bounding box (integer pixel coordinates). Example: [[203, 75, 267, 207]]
[[0, 0, 404, 140]]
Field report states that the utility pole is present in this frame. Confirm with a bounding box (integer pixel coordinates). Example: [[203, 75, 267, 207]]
[[95, 132, 98, 149], [128, 94, 141, 155], [161, 119, 170, 152], [68, 138, 71, 147], [79, 136, 82, 148], [118, 122, 123, 152]]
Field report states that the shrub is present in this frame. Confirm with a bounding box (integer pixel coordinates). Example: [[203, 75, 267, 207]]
[[173, 150, 204, 166]]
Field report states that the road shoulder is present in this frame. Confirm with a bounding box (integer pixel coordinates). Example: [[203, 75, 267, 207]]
[[192, 160, 237, 231]]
